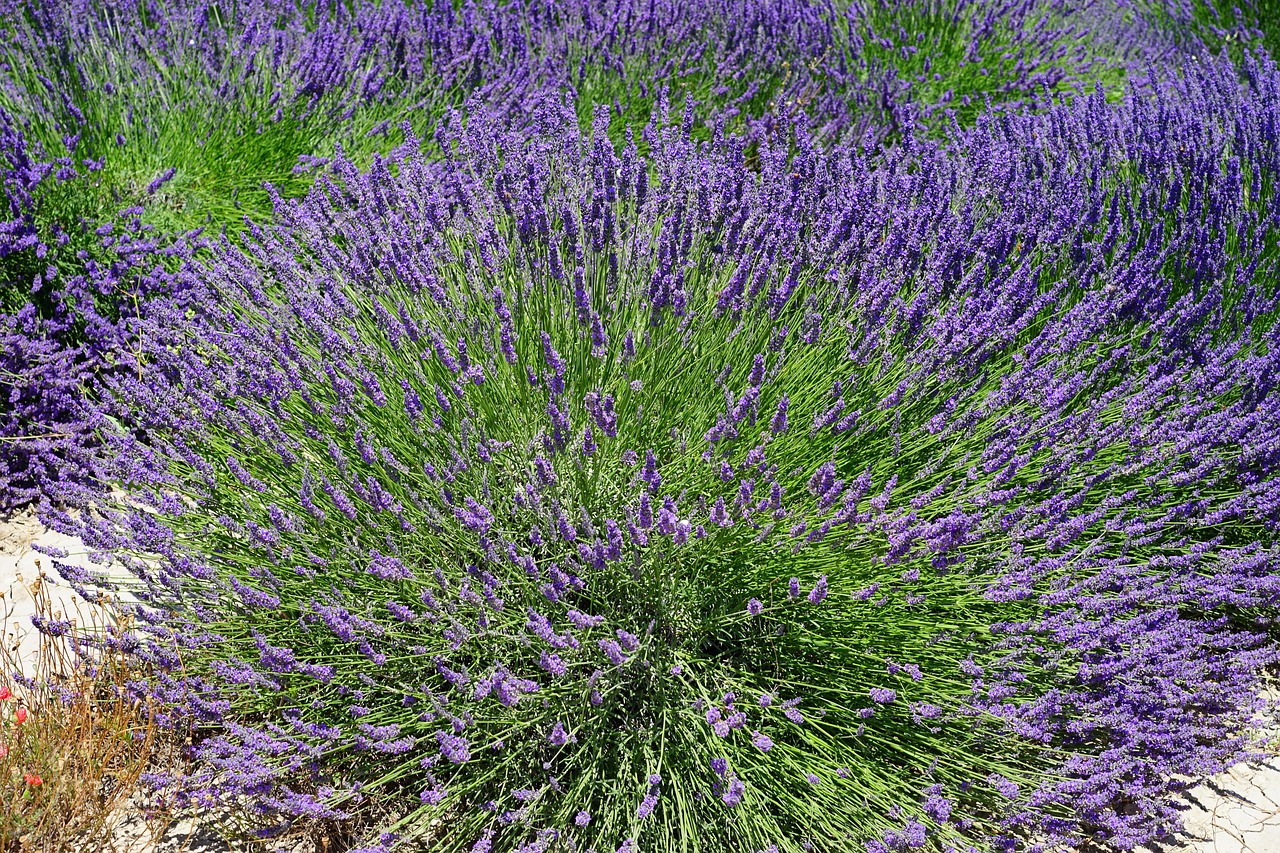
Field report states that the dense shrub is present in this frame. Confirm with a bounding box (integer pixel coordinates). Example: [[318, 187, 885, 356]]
[[37, 45, 1280, 851], [0, 0, 1185, 510], [0, 0, 829, 507], [0, 0, 1239, 510]]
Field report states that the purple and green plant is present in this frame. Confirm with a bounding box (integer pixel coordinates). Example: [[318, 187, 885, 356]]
[[0, 0, 1239, 509], [39, 46, 1280, 851]]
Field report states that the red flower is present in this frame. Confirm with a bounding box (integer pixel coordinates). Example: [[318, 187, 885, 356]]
[[15, 707, 28, 725], [23, 773, 41, 786], [0, 687, 12, 701]]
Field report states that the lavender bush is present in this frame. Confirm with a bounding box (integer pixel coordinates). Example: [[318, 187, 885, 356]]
[[36, 42, 1280, 851], [0, 0, 1224, 509], [0, 0, 1167, 324], [0, 107, 194, 508], [0, 0, 841, 506], [1138, 0, 1280, 57]]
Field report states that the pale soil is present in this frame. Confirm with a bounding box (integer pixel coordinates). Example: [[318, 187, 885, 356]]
[[1169, 756, 1280, 853], [1, 509, 1277, 853]]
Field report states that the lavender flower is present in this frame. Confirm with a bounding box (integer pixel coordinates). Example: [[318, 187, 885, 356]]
[[547, 722, 576, 746], [721, 775, 745, 807], [636, 792, 658, 820], [807, 576, 828, 604]]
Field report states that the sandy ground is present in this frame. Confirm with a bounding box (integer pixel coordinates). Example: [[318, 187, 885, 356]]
[[0, 507, 106, 675], [1, 509, 1277, 853]]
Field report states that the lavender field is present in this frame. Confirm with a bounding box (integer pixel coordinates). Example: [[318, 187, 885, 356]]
[[2, 1, 1280, 851]]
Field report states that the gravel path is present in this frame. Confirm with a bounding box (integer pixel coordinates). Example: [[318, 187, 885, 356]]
[[2, 509, 1277, 853]]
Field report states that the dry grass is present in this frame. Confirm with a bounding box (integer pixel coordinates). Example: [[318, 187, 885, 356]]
[[0, 570, 183, 853], [0, 558, 421, 853]]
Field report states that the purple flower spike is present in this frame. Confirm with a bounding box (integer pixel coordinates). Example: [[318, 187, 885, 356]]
[[903, 820, 927, 848], [598, 638, 627, 666], [637, 792, 658, 819], [146, 166, 176, 194], [987, 774, 1019, 800], [435, 731, 470, 764], [548, 721, 576, 747], [807, 576, 828, 604], [721, 775, 745, 807], [640, 449, 662, 493], [770, 396, 789, 434]]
